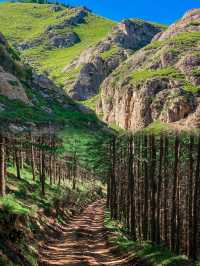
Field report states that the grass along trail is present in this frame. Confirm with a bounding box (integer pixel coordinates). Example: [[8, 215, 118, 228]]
[[39, 201, 142, 266]]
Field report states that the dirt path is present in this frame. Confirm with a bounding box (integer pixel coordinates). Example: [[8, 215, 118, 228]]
[[39, 201, 140, 266]]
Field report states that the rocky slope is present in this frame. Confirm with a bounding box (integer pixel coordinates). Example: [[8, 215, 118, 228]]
[[65, 19, 164, 100], [97, 9, 200, 131]]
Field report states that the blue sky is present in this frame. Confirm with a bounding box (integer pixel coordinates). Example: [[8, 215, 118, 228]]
[[61, 0, 199, 25], [0, 0, 199, 24]]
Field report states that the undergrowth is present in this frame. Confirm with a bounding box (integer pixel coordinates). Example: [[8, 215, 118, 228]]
[[104, 210, 194, 266]]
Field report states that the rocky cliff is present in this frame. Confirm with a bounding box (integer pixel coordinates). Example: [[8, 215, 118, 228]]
[[65, 19, 164, 100], [97, 9, 200, 131]]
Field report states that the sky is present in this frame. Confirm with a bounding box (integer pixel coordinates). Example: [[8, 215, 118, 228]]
[[60, 0, 199, 25]]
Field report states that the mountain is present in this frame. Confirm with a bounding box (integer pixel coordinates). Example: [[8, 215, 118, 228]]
[[0, 2, 165, 102], [97, 9, 200, 131], [0, 3, 115, 87], [0, 3, 199, 133], [65, 19, 165, 100]]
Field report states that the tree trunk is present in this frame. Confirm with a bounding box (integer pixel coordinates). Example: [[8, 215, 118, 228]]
[[150, 135, 156, 242], [0, 135, 5, 197], [156, 135, 163, 244], [128, 135, 136, 240], [111, 136, 117, 220], [15, 145, 21, 179], [40, 138, 46, 196], [188, 135, 194, 258], [143, 134, 149, 240], [192, 136, 200, 260], [30, 135, 36, 181], [171, 135, 179, 252], [163, 136, 169, 244]]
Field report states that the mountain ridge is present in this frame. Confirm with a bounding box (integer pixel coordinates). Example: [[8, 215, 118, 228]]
[[97, 8, 200, 131], [0, 3, 199, 133]]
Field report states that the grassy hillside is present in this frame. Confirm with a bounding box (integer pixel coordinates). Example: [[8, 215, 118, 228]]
[[0, 3, 116, 85]]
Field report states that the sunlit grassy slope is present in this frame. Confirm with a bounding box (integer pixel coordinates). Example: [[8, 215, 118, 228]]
[[0, 3, 116, 85]]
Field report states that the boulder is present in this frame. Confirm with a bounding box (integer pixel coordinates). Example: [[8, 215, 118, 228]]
[[49, 5, 64, 12], [0, 103, 5, 112], [42, 107, 53, 114], [18, 37, 42, 51], [45, 9, 87, 32], [0, 72, 29, 104], [48, 32, 80, 48], [0, 32, 7, 46], [32, 73, 56, 90]]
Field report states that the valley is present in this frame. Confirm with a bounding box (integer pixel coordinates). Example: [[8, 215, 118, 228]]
[[0, 1, 199, 266]]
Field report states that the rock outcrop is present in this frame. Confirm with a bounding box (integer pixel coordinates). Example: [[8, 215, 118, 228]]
[[97, 9, 200, 131], [0, 36, 30, 103], [48, 31, 80, 48], [19, 30, 80, 50], [49, 5, 64, 12], [0, 70, 29, 104], [65, 19, 164, 100], [46, 8, 87, 31], [18, 7, 86, 51]]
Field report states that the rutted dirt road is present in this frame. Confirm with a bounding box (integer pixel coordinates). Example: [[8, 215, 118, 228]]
[[39, 201, 142, 266]]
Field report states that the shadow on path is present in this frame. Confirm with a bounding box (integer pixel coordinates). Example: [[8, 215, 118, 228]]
[[39, 201, 144, 266]]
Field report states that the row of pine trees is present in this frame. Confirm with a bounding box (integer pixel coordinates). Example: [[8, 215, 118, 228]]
[[0, 133, 94, 198], [1, 130, 200, 260], [107, 133, 200, 260]]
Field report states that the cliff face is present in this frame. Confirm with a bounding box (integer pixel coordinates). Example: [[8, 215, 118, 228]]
[[0, 33, 30, 104], [66, 20, 164, 100], [97, 9, 200, 131]]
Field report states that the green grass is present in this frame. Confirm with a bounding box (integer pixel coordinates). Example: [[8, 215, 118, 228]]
[[145, 31, 200, 52], [0, 194, 29, 216], [0, 3, 67, 43], [0, 256, 15, 266], [82, 95, 100, 111], [130, 18, 168, 30], [101, 45, 120, 60], [6, 164, 99, 212], [144, 40, 164, 50], [192, 67, 200, 78], [104, 211, 193, 266], [142, 121, 172, 135], [169, 32, 200, 46], [130, 67, 184, 84], [184, 84, 200, 94]]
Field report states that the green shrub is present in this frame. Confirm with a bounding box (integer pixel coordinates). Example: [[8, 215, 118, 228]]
[[130, 67, 184, 84], [0, 194, 29, 216]]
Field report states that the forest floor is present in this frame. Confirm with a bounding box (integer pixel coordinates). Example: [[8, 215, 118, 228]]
[[39, 201, 143, 266]]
